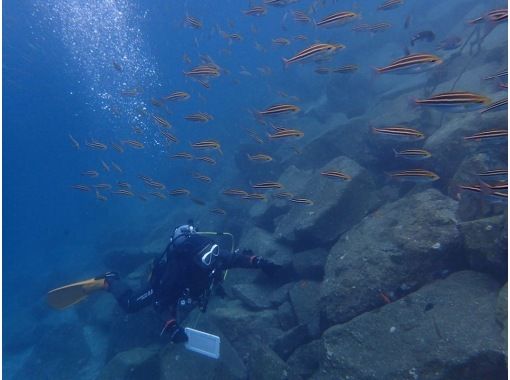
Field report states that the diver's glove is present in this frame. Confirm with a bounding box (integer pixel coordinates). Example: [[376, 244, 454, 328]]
[[254, 257, 283, 276], [161, 319, 189, 343]]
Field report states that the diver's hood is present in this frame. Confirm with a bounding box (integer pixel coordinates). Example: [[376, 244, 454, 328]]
[[172, 224, 196, 245]]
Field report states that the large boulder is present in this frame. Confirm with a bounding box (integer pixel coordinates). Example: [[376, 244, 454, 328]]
[[312, 271, 506, 380], [292, 248, 328, 280], [209, 299, 282, 357], [247, 341, 302, 380], [495, 283, 507, 349], [159, 311, 247, 380], [99, 346, 160, 380], [286, 339, 322, 379], [459, 214, 507, 281], [274, 156, 381, 249], [320, 189, 461, 328], [13, 323, 92, 380]]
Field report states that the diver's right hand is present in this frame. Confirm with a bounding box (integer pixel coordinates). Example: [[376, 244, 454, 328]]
[[161, 319, 189, 343]]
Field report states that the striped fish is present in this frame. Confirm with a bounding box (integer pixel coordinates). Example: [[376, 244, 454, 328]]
[[464, 129, 508, 142], [283, 43, 344, 66], [316, 11, 359, 28], [184, 65, 220, 78], [293, 10, 311, 23], [484, 69, 507, 80], [393, 148, 432, 160], [184, 15, 202, 29], [192, 173, 212, 183], [247, 153, 273, 162], [170, 152, 193, 159], [153, 115, 171, 128], [332, 64, 358, 73], [480, 98, 508, 114], [369, 22, 392, 32], [111, 143, 123, 153], [242, 193, 267, 200], [469, 8, 508, 24], [415, 91, 491, 112], [375, 53, 442, 74], [122, 140, 144, 149], [389, 169, 440, 183], [273, 192, 293, 199], [85, 140, 107, 150], [377, 0, 404, 11], [94, 183, 112, 190], [149, 191, 167, 200], [210, 208, 227, 215], [195, 156, 216, 165], [321, 171, 352, 180], [258, 104, 300, 117], [372, 126, 424, 140], [477, 169, 508, 178], [243, 6, 267, 16], [71, 184, 91, 192], [458, 184, 508, 204], [272, 38, 291, 46], [223, 189, 248, 197], [190, 140, 223, 154], [161, 131, 178, 143], [112, 189, 135, 196], [111, 161, 122, 173], [268, 129, 304, 139], [169, 188, 191, 196], [289, 197, 314, 205], [185, 113, 210, 122], [251, 181, 283, 189], [81, 170, 99, 178], [164, 91, 190, 101]]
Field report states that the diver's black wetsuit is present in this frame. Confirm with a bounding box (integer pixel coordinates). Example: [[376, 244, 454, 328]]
[[106, 229, 278, 342]]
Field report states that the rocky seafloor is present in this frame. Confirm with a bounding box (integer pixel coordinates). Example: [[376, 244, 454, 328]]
[[6, 7, 508, 380]]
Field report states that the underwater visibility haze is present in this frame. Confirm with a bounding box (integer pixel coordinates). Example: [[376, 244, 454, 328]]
[[3, 0, 508, 379]]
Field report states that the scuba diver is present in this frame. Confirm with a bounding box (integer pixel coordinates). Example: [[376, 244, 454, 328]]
[[47, 221, 282, 344]]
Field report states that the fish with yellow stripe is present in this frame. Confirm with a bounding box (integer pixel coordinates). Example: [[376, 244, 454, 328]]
[[388, 169, 440, 182], [414, 91, 491, 112], [375, 53, 442, 74], [315, 11, 359, 28], [283, 43, 345, 67], [372, 126, 424, 141]]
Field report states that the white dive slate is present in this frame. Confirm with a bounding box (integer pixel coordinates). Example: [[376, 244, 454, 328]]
[[184, 327, 221, 359]]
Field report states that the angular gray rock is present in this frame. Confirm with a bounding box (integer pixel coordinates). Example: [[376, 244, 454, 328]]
[[277, 301, 298, 331], [274, 156, 381, 248], [292, 248, 328, 280], [271, 323, 310, 360], [286, 339, 322, 379], [320, 189, 461, 327], [99, 346, 160, 380], [312, 271, 506, 380], [459, 214, 507, 280], [247, 341, 302, 380], [269, 282, 294, 307], [13, 323, 92, 380], [496, 283, 507, 349], [290, 281, 321, 326], [231, 283, 272, 310]]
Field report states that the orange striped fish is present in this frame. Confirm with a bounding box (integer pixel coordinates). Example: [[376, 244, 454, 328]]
[[85, 140, 107, 150], [372, 126, 424, 140], [415, 91, 491, 112], [149, 191, 167, 200], [469, 8, 508, 24], [332, 65, 358, 73], [393, 148, 432, 160], [81, 170, 99, 178], [112, 189, 135, 196], [316, 11, 359, 28], [258, 104, 300, 117], [389, 169, 440, 182], [375, 53, 442, 74], [251, 181, 283, 189], [153, 115, 172, 128], [247, 153, 273, 162], [161, 130, 178, 143], [283, 43, 344, 66], [111, 142, 124, 153], [210, 208, 227, 215], [243, 193, 267, 200], [71, 184, 91, 192], [292, 10, 311, 23], [170, 152, 193, 159], [321, 171, 352, 181], [192, 173, 212, 183], [268, 129, 304, 139], [169, 188, 191, 196], [195, 156, 216, 165], [480, 98, 507, 114], [289, 197, 314, 205], [464, 129, 508, 141], [164, 91, 190, 101], [94, 183, 112, 190], [377, 0, 403, 11], [223, 189, 248, 196], [122, 140, 145, 149], [243, 6, 267, 16], [184, 14, 202, 29], [190, 140, 223, 154]]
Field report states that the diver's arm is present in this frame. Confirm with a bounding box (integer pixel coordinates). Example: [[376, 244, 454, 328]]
[[221, 248, 281, 271]]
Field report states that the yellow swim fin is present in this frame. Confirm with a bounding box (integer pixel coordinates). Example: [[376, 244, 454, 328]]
[[47, 276, 106, 310]]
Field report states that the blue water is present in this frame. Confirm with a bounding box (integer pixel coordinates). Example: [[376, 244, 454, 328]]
[[4, 0, 507, 378]]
